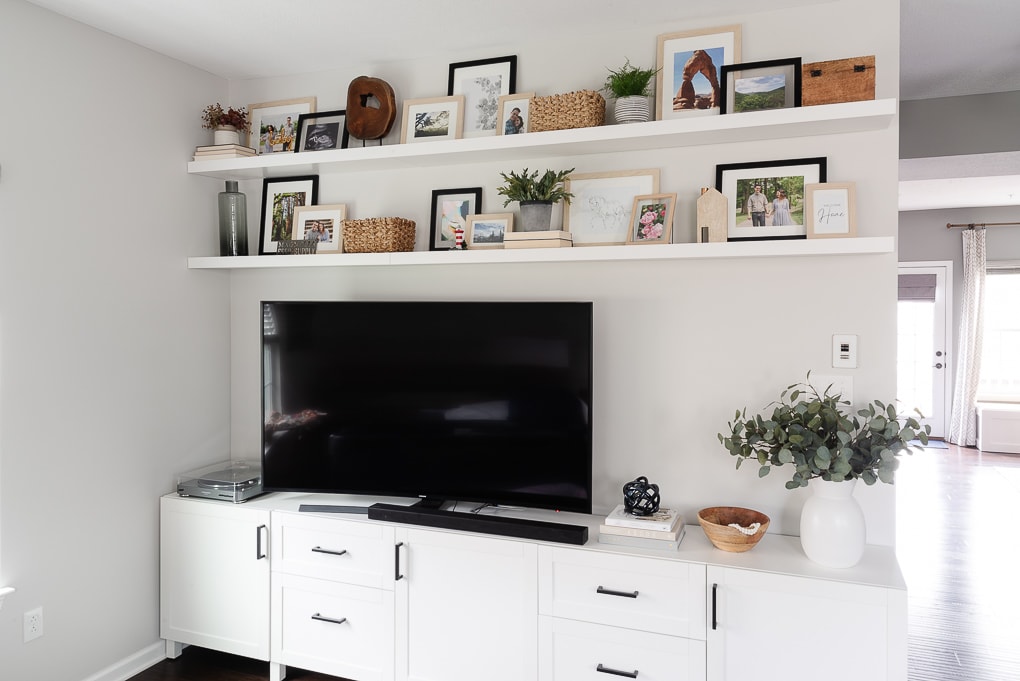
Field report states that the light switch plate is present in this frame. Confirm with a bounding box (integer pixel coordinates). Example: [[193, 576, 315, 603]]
[[832, 334, 858, 368]]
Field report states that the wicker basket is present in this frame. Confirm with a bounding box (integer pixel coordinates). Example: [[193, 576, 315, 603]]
[[697, 507, 770, 553], [530, 90, 606, 132], [342, 217, 416, 253]]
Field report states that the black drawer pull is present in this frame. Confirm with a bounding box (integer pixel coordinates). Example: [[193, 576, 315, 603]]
[[597, 663, 638, 678], [597, 586, 639, 598], [311, 613, 348, 625], [311, 546, 348, 557], [395, 542, 404, 581]]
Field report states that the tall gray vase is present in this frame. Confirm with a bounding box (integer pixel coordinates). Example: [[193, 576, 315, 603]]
[[519, 201, 553, 232]]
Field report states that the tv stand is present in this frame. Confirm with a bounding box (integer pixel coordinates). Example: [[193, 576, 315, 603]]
[[367, 502, 589, 544]]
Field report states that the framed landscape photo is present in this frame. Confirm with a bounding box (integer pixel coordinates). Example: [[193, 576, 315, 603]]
[[400, 95, 465, 144], [805, 182, 857, 238], [496, 92, 534, 135], [430, 187, 482, 250], [715, 157, 826, 241], [292, 203, 347, 252], [720, 58, 802, 114], [627, 193, 676, 245], [448, 55, 517, 137], [466, 213, 513, 249], [259, 175, 319, 255], [295, 109, 350, 152], [564, 169, 660, 246], [248, 96, 316, 154], [656, 25, 741, 120]]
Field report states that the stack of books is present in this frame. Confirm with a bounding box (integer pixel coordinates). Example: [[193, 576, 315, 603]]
[[503, 230, 573, 249], [598, 504, 685, 551], [193, 144, 257, 161]]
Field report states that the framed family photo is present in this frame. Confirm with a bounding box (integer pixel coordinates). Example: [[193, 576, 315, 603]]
[[497, 92, 534, 135], [295, 109, 350, 152], [627, 193, 676, 245], [720, 58, 803, 114], [466, 213, 513, 249], [258, 175, 319, 255], [564, 169, 660, 245], [292, 203, 347, 253], [249, 96, 316, 154], [805, 182, 857, 238], [429, 187, 482, 250], [715, 157, 827, 241], [400, 96, 465, 144], [448, 55, 517, 137], [656, 25, 741, 120]]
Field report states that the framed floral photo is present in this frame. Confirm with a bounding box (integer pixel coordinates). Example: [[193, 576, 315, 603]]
[[295, 109, 350, 152], [466, 213, 513, 249], [248, 96, 316, 154], [627, 193, 676, 245], [258, 175, 319, 255], [292, 203, 347, 253], [448, 55, 517, 137], [720, 58, 803, 114], [715, 157, 826, 241], [400, 96, 465, 144], [656, 26, 741, 120], [430, 187, 482, 250], [496, 93, 534, 135], [805, 182, 857, 238], [564, 169, 660, 246]]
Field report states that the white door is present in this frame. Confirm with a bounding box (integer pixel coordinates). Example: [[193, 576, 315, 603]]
[[897, 262, 953, 438]]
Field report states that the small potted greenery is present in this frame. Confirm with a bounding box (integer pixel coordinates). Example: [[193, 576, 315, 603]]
[[201, 103, 251, 145], [497, 168, 575, 232], [602, 58, 660, 123]]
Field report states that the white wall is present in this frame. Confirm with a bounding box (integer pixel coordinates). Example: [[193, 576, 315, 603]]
[[900, 90, 1020, 158], [0, 1, 230, 679]]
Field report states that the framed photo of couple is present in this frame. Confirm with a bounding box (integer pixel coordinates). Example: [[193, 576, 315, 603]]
[[715, 157, 827, 241]]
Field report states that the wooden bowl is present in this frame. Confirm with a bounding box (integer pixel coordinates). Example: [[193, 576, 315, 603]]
[[698, 506, 770, 552]]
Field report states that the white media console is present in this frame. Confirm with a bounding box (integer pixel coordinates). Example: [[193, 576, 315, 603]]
[[160, 492, 907, 681]]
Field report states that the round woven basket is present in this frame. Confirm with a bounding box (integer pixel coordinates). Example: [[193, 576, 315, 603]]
[[698, 506, 770, 552]]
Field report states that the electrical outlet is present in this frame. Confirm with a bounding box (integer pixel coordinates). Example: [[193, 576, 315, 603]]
[[24, 607, 43, 642]]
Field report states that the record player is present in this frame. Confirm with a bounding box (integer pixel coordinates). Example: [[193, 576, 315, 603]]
[[177, 460, 264, 503]]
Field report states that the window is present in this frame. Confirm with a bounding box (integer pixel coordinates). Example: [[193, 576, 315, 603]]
[[978, 266, 1020, 401]]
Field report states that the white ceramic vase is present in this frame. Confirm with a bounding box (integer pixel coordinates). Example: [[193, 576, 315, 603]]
[[213, 125, 241, 146], [614, 95, 651, 124], [800, 478, 866, 568]]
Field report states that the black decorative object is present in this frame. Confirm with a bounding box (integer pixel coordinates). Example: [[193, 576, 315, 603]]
[[622, 476, 660, 516]]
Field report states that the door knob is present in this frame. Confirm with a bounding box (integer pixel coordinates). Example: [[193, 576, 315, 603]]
[[934, 363, 943, 369]]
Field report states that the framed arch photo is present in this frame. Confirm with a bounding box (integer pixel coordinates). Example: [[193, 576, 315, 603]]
[[656, 25, 741, 120]]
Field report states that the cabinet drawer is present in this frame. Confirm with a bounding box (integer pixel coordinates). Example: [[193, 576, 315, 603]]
[[539, 616, 706, 681], [271, 572, 394, 681], [272, 512, 395, 588], [539, 546, 706, 639]]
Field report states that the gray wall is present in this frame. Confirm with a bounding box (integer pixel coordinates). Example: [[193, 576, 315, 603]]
[[900, 90, 1020, 158]]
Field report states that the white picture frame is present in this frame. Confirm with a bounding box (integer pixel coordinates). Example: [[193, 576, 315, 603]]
[[656, 26, 741, 120], [248, 96, 316, 154], [805, 182, 857, 238], [400, 96, 465, 144]]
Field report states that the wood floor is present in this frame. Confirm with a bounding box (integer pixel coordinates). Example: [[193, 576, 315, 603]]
[[132, 443, 1020, 681]]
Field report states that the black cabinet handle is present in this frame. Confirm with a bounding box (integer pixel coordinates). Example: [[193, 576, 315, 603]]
[[597, 663, 638, 678], [311, 613, 348, 625], [712, 583, 718, 630], [395, 542, 404, 581], [597, 586, 639, 599], [256, 525, 267, 560], [311, 546, 348, 557]]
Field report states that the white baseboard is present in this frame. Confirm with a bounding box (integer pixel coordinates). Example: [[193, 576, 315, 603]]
[[79, 641, 165, 681]]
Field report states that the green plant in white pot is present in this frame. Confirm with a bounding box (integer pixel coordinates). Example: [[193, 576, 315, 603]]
[[497, 167, 574, 232], [602, 58, 659, 123], [718, 374, 930, 567]]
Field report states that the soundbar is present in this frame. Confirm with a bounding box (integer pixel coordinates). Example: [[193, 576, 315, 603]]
[[367, 503, 589, 545]]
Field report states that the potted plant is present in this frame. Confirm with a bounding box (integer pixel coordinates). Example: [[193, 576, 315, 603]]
[[718, 374, 930, 567], [201, 103, 251, 145], [497, 167, 575, 232], [602, 58, 659, 123]]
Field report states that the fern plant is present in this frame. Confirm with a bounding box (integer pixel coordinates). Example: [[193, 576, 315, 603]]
[[497, 168, 575, 206], [602, 59, 659, 98]]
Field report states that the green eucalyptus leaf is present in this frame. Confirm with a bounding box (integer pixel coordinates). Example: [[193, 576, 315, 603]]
[[758, 465, 771, 478]]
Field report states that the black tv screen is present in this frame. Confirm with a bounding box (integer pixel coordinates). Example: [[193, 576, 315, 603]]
[[261, 301, 593, 513]]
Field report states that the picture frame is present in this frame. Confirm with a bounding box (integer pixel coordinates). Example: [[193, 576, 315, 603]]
[[564, 169, 661, 246], [430, 187, 482, 250], [258, 175, 319, 255], [805, 182, 857, 238], [656, 25, 741, 120], [292, 203, 347, 253], [627, 193, 677, 245], [294, 109, 350, 152], [400, 96, 465, 144], [720, 58, 803, 114], [496, 92, 534, 136], [466, 213, 513, 249], [448, 55, 517, 137], [715, 157, 827, 241], [248, 96, 316, 154]]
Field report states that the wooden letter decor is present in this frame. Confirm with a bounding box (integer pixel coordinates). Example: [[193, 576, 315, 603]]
[[346, 76, 397, 140]]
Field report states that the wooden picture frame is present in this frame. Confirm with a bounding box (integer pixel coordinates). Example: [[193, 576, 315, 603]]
[[805, 182, 857, 238], [564, 169, 660, 245], [496, 93, 534, 135], [258, 175, 319, 255], [292, 204, 347, 253], [656, 25, 741, 120], [430, 187, 482, 250], [466, 213, 513, 249], [715, 157, 827, 241], [627, 193, 676, 245], [448, 55, 517, 138], [248, 96, 316, 154], [720, 58, 803, 114], [294, 109, 350, 152], [400, 96, 465, 144]]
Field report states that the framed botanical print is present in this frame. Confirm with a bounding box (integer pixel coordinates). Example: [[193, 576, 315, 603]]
[[448, 55, 517, 137], [656, 26, 741, 120], [258, 175, 319, 254], [248, 96, 316, 154]]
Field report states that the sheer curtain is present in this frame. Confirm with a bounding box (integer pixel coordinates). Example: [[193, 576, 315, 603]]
[[948, 228, 987, 445]]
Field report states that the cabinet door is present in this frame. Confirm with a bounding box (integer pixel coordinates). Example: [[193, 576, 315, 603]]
[[705, 566, 906, 681], [160, 495, 271, 660], [395, 528, 538, 681]]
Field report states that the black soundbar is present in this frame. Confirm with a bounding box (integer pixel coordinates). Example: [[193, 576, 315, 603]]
[[367, 503, 589, 545]]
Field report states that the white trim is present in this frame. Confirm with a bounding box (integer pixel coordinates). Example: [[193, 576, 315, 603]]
[[78, 641, 165, 681]]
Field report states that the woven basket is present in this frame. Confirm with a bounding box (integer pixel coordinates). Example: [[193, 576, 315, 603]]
[[698, 507, 770, 553], [530, 90, 606, 132], [342, 217, 416, 253]]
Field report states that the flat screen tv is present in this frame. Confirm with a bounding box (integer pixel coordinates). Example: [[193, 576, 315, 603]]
[[261, 301, 593, 513]]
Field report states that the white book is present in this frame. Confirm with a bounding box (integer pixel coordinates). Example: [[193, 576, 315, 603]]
[[599, 517, 685, 541], [603, 504, 681, 532], [598, 527, 686, 551]]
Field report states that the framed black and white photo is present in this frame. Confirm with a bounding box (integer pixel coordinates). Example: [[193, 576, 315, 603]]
[[430, 187, 482, 250], [448, 55, 517, 137], [564, 169, 660, 245], [466, 213, 513, 249], [720, 58, 802, 114], [715, 157, 826, 241], [259, 175, 319, 254], [805, 182, 857, 238], [400, 96, 465, 144], [656, 26, 741, 120], [292, 203, 347, 252], [295, 109, 349, 152], [248, 96, 316, 154]]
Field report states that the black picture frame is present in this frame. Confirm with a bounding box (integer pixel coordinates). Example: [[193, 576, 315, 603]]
[[259, 175, 319, 255], [447, 55, 517, 137], [720, 58, 803, 115], [294, 109, 350, 152], [715, 157, 826, 242], [429, 187, 482, 251]]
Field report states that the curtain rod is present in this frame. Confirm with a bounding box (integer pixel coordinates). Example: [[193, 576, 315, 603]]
[[946, 221, 1020, 230]]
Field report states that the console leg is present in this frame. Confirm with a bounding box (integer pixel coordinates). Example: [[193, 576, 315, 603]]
[[164, 639, 184, 659], [270, 662, 287, 681]]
